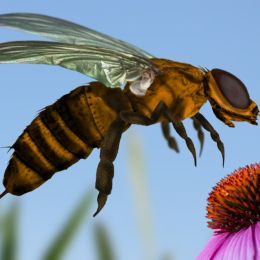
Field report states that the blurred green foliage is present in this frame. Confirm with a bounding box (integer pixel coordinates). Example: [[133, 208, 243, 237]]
[[43, 191, 94, 260], [127, 135, 157, 260], [0, 137, 174, 260], [94, 223, 115, 260], [0, 191, 94, 260], [1, 203, 18, 260]]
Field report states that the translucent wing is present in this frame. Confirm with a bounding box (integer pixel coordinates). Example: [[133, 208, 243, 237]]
[[0, 41, 155, 87], [0, 13, 154, 59]]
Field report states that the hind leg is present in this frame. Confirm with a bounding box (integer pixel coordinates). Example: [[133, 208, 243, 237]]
[[93, 118, 126, 217]]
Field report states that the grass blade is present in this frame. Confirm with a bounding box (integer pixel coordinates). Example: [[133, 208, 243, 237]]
[[1, 203, 18, 260], [161, 253, 175, 260], [42, 190, 94, 260], [126, 133, 157, 260], [94, 222, 116, 260]]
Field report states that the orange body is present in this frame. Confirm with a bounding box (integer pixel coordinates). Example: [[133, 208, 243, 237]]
[[4, 82, 132, 195], [125, 59, 207, 121], [2, 59, 223, 196]]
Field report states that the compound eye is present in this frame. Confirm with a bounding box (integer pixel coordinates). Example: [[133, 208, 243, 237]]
[[212, 69, 250, 109]]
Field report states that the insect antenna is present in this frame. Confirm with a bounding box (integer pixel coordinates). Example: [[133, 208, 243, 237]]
[[0, 190, 8, 199], [199, 66, 209, 73], [192, 118, 205, 157], [194, 113, 225, 167], [0, 145, 13, 153]]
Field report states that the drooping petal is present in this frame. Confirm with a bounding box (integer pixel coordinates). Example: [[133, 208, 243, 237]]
[[196, 232, 229, 259], [197, 222, 260, 260], [256, 222, 260, 258]]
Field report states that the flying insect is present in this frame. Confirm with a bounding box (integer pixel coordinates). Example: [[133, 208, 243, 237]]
[[0, 13, 258, 216]]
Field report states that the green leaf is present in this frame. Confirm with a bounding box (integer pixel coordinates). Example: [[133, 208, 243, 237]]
[[42, 190, 94, 260], [94, 222, 116, 260], [161, 253, 175, 260], [1, 203, 19, 260], [126, 134, 157, 260]]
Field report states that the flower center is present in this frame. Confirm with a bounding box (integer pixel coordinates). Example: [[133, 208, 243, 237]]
[[207, 163, 260, 233]]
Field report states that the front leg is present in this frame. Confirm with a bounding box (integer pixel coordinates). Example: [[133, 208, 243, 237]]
[[192, 117, 205, 156], [93, 118, 126, 217], [194, 113, 225, 166]]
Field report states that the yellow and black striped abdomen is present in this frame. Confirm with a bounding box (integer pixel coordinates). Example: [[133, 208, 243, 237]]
[[3, 82, 133, 196]]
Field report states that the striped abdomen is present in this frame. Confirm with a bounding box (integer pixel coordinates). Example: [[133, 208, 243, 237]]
[[3, 82, 132, 196]]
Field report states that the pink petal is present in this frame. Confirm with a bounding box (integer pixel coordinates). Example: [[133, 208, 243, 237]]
[[197, 222, 260, 260], [196, 232, 230, 259], [255, 222, 260, 259]]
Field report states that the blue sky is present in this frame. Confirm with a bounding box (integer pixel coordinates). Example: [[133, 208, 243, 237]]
[[0, 1, 259, 259]]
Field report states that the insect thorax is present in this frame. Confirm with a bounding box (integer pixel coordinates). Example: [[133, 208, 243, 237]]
[[124, 58, 207, 121]]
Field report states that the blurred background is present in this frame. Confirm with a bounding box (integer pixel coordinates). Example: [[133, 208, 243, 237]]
[[0, 1, 259, 259]]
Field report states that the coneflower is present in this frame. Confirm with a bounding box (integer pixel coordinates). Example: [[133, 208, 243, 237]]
[[197, 163, 260, 260]]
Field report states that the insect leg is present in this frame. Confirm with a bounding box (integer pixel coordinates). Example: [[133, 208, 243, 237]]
[[164, 111, 197, 166], [161, 121, 179, 152], [120, 101, 166, 125], [121, 102, 196, 164], [93, 118, 126, 217], [192, 117, 205, 156], [194, 113, 225, 166]]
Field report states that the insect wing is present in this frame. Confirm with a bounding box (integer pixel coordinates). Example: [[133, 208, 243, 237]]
[[0, 41, 154, 87], [0, 13, 154, 59]]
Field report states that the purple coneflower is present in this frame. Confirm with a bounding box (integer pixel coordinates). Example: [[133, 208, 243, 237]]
[[197, 163, 260, 260]]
